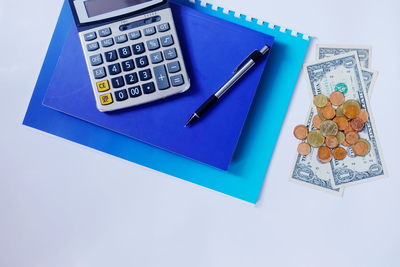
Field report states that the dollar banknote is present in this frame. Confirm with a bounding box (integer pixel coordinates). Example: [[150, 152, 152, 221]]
[[304, 52, 385, 188], [316, 44, 372, 68]]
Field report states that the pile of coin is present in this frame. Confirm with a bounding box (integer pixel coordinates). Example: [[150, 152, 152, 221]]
[[293, 91, 371, 163]]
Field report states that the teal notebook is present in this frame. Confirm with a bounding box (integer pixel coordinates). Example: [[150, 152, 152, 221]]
[[23, 0, 311, 203]]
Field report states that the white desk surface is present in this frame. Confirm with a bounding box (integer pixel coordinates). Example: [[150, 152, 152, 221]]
[[1, 0, 399, 266]]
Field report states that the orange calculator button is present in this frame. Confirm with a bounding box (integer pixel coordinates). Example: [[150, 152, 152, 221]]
[[99, 93, 113, 105], [96, 80, 110, 92]]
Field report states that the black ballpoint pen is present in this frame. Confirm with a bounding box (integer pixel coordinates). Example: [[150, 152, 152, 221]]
[[185, 45, 270, 127]]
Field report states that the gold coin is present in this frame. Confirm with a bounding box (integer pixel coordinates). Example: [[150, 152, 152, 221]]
[[320, 120, 339, 137], [297, 142, 311, 156], [352, 141, 369, 156], [293, 125, 308, 140], [307, 130, 325, 147], [332, 147, 347, 160], [342, 100, 361, 119], [329, 91, 345, 106], [317, 146, 332, 163], [325, 135, 339, 149], [317, 108, 327, 121], [336, 105, 345, 117], [312, 115, 322, 129], [336, 131, 345, 144], [313, 94, 329, 108]]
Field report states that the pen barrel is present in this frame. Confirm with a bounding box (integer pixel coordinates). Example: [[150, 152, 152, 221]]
[[196, 95, 219, 117]]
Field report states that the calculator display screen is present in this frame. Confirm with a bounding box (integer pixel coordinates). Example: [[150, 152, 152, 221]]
[[84, 0, 153, 18]]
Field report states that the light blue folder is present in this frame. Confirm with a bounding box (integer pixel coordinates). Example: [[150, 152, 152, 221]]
[[23, 0, 311, 203]]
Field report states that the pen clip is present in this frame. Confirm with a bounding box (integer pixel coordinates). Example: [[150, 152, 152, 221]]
[[233, 51, 255, 74], [233, 47, 268, 74]]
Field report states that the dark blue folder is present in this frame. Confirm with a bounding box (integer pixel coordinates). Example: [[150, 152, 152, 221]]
[[43, 2, 274, 170]]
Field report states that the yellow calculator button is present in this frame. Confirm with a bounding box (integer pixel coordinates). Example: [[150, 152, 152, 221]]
[[96, 80, 110, 92], [99, 93, 113, 105]]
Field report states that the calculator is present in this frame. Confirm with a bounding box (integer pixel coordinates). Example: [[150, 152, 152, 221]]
[[69, 0, 190, 112]]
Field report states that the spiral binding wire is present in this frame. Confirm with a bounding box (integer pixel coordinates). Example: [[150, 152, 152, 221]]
[[186, 0, 310, 41]]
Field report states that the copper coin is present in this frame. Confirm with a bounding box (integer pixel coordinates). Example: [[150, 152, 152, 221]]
[[350, 117, 365, 132], [332, 147, 347, 160], [352, 141, 369, 156], [342, 139, 351, 147], [293, 125, 308, 140], [325, 135, 339, 149], [333, 116, 349, 131], [358, 138, 371, 154], [342, 100, 361, 119], [330, 91, 345, 106], [344, 123, 355, 134], [312, 115, 323, 129], [336, 131, 345, 144], [297, 142, 311, 156], [345, 131, 359, 145], [322, 105, 336, 120], [317, 146, 332, 163], [359, 109, 369, 123]]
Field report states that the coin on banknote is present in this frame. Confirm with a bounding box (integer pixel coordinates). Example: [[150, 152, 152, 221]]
[[333, 116, 349, 131], [343, 100, 361, 119], [322, 105, 336, 120], [345, 131, 359, 145], [317, 108, 327, 121], [344, 123, 355, 134], [357, 138, 371, 154], [325, 135, 339, 148], [297, 142, 311, 156], [313, 94, 329, 108], [332, 147, 347, 160], [352, 140, 369, 156], [312, 114, 322, 129], [317, 146, 332, 163], [307, 130, 325, 147], [320, 120, 338, 137], [336, 131, 345, 144], [293, 125, 308, 140], [350, 117, 365, 132], [329, 91, 345, 106], [359, 109, 369, 123]]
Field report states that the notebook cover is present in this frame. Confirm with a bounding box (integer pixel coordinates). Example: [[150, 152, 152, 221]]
[[43, 3, 274, 170], [23, 0, 310, 203]]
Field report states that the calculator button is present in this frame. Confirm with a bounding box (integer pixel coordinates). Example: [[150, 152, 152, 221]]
[[90, 54, 103, 66], [93, 67, 106, 79], [144, 26, 156, 36], [118, 46, 132, 58], [132, 43, 145, 55], [146, 39, 160, 51], [115, 34, 128, 44], [96, 80, 110, 92], [99, 93, 113, 105], [135, 56, 149, 68], [139, 69, 152, 81], [122, 59, 135, 72], [101, 38, 114, 48], [171, 74, 184, 87], [125, 73, 138, 84], [160, 35, 174, 47], [87, 42, 99, 51], [153, 65, 170, 90], [150, 52, 163, 64], [128, 86, 142, 98], [108, 63, 121, 75], [157, 23, 170, 32], [164, 48, 177, 60], [167, 61, 181, 73], [99, 28, 112, 37], [111, 76, 125, 88], [115, 89, 128, 102], [128, 30, 142, 40], [142, 82, 156, 94], [105, 50, 118, 62], [84, 32, 96, 41]]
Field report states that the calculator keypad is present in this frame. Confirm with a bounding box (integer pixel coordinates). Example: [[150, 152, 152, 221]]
[[81, 7, 190, 112]]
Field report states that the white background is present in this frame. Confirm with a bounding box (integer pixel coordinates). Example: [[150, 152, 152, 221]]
[[1, 0, 399, 266]]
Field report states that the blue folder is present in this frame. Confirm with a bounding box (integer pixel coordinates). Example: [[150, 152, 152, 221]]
[[43, 3, 274, 170], [23, 0, 310, 203]]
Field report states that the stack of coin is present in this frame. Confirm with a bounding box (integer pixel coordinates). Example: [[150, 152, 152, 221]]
[[293, 91, 371, 163]]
